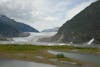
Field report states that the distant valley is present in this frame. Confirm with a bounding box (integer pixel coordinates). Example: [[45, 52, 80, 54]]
[[42, 27, 59, 32]]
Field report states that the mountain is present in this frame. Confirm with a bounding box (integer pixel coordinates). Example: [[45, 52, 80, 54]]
[[0, 15, 39, 32], [42, 27, 59, 32], [0, 15, 39, 37], [52, 0, 100, 44]]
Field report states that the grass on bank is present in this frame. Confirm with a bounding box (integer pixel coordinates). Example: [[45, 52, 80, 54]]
[[0, 44, 99, 53], [0, 44, 100, 65]]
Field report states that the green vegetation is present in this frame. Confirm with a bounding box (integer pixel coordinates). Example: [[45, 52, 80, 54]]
[[56, 53, 65, 58], [0, 44, 99, 53], [0, 44, 99, 65]]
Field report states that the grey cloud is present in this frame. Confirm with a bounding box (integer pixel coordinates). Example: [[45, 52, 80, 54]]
[[0, 0, 97, 31], [0, 0, 33, 22]]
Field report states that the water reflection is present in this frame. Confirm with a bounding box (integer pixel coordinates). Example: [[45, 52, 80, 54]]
[[0, 60, 56, 67]]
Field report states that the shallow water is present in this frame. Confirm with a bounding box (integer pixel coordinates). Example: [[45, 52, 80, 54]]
[[48, 50, 100, 66], [0, 60, 56, 67]]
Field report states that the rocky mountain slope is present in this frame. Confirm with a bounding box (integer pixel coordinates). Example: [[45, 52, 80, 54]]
[[53, 0, 100, 44]]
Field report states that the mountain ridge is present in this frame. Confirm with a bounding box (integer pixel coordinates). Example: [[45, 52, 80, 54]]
[[0, 15, 39, 37], [52, 0, 100, 44]]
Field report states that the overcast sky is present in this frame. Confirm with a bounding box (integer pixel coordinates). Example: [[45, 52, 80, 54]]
[[0, 0, 97, 31]]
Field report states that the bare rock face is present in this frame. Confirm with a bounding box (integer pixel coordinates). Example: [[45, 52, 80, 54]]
[[53, 0, 100, 44]]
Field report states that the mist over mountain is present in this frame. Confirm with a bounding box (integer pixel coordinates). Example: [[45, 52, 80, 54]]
[[42, 27, 59, 32], [0, 15, 39, 37], [53, 0, 100, 44]]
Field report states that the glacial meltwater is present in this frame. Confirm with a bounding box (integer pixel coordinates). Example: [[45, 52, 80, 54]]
[[48, 50, 100, 66], [0, 60, 56, 67]]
